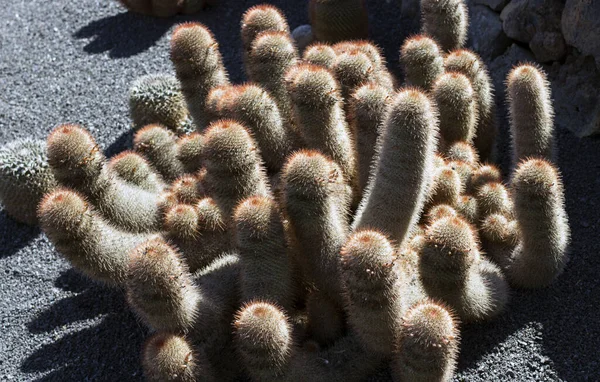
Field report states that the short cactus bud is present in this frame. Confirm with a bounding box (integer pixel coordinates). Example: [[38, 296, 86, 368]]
[[433, 72, 477, 148], [476, 182, 513, 219], [126, 236, 200, 332], [507, 64, 555, 165], [469, 164, 502, 194], [445, 141, 479, 165], [455, 194, 478, 225], [176, 132, 204, 174], [129, 74, 188, 133], [241, 5, 290, 67], [391, 301, 459, 382], [303, 43, 337, 69], [333, 50, 377, 102], [170, 23, 230, 131], [426, 204, 459, 225], [164, 204, 199, 242], [0, 138, 57, 225], [134, 124, 185, 182], [445, 49, 497, 162], [419, 216, 509, 321], [421, 0, 469, 52], [142, 332, 215, 382], [340, 230, 404, 356], [108, 151, 165, 193], [234, 301, 293, 381], [171, 174, 202, 204], [309, 0, 369, 43], [480, 213, 519, 269], [353, 88, 439, 247], [446, 160, 473, 191], [508, 159, 569, 288], [399, 35, 444, 91], [425, 166, 462, 210]]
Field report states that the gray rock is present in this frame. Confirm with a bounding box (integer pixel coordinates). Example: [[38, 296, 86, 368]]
[[467, 4, 511, 61], [500, 0, 566, 62], [489, 44, 535, 99], [562, 0, 600, 71], [473, 0, 509, 12], [549, 53, 600, 137], [292, 24, 314, 54]]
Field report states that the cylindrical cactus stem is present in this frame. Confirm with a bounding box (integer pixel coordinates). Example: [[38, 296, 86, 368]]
[[507, 64, 555, 165], [241, 5, 290, 70], [108, 151, 166, 193], [475, 182, 514, 220], [202, 120, 271, 220], [285, 64, 357, 201], [391, 300, 459, 382], [444, 142, 478, 169], [353, 88, 439, 246], [223, 84, 295, 172], [341, 41, 396, 92], [349, 83, 392, 195], [176, 132, 204, 174], [129, 74, 189, 134], [332, 50, 377, 102], [425, 204, 459, 225], [47, 124, 161, 232], [446, 159, 474, 191], [418, 216, 509, 321], [234, 196, 293, 309], [247, 31, 299, 130], [399, 35, 444, 91], [480, 213, 519, 270], [142, 332, 216, 382], [303, 43, 337, 69], [38, 189, 149, 285], [425, 166, 462, 212], [170, 23, 230, 131], [306, 290, 346, 346], [171, 174, 203, 204], [309, 0, 368, 43], [234, 301, 293, 381], [432, 72, 477, 150], [126, 236, 200, 332], [507, 158, 569, 288], [469, 163, 502, 194], [133, 124, 185, 182], [455, 194, 478, 225], [340, 230, 404, 356], [420, 0, 468, 52], [282, 151, 351, 307], [0, 138, 57, 225], [445, 49, 497, 162]]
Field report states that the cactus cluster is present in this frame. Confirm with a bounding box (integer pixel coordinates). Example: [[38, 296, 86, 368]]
[[24, 1, 571, 381]]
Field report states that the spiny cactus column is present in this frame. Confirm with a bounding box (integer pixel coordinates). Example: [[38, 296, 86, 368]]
[[241, 5, 290, 69], [340, 230, 404, 356], [108, 151, 166, 193], [0, 138, 57, 225], [309, 0, 369, 43], [445, 49, 497, 162], [234, 301, 293, 381], [332, 50, 377, 102], [508, 158, 569, 288], [170, 23, 230, 131], [142, 332, 216, 382], [353, 88, 439, 246], [391, 301, 459, 382], [480, 213, 518, 270], [507, 64, 555, 165], [133, 124, 185, 182], [399, 35, 444, 91], [303, 43, 338, 69], [419, 216, 509, 321], [126, 236, 200, 332], [425, 166, 462, 211], [476, 182, 514, 220], [38, 189, 149, 285], [306, 290, 346, 346], [234, 196, 293, 309], [176, 132, 204, 174], [420, 0, 468, 53]]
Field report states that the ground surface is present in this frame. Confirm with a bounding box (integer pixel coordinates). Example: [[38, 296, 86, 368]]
[[0, 0, 599, 381]]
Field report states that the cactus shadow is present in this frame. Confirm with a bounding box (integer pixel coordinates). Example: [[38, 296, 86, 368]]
[[0, 211, 40, 258], [21, 287, 146, 381], [105, 128, 136, 158]]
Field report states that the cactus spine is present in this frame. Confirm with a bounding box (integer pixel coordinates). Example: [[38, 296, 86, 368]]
[[241, 5, 290, 69], [303, 43, 337, 69], [108, 151, 165, 193], [133, 124, 185, 182], [399, 35, 444, 91]]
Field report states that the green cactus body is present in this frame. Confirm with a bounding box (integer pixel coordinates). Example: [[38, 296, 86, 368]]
[[303, 43, 337, 69], [455, 194, 478, 225], [38, 189, 149, 285], [508, 159, 569, 288], [421, 0, 468, 52], [445, 141, 479, 166], [108, 151, 166, 193], [241, 5, 290, 70], [47, 124, 162, 232], [234, 196, 293, 309], [446, 159, 474, 191], [445, 49, 497, 162], [425, 166, 462, 212], [419, 216, 509, 321], [134, 124, 185, 182], [129, 74, 189, 133], [340, 230, 404, 356], [176, 132, 204, 174], [507, 64, 555, 165], [391, 301, 459, 382], [480, 213, 519, 270], [469, 163, 502, 194], [170, 23, 230, 131], [171, 174, 203, 204], [282, 151, 350, 308], [349, 83, 391, 196], [333, 50, 377, 103], [142, 332, 216, 382], [353, 89, 438, 247], [425, 204, 459, 225], [0, 138, 57, 225], [309, 0, 369, 43], [234, 301, 293, 381], [400, 35, 444, 92], [476, 182, 514, 220]]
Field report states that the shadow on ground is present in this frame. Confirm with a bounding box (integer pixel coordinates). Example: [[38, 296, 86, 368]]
[[0, 211, 40, 259]]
